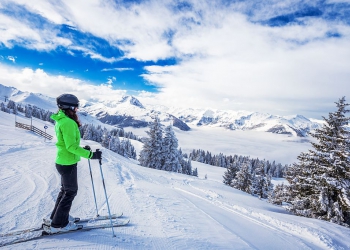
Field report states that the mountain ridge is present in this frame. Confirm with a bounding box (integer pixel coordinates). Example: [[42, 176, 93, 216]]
[[0, 83, 322, 136]]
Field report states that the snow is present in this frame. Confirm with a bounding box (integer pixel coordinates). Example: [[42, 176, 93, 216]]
[[1, 111, 350, 249]]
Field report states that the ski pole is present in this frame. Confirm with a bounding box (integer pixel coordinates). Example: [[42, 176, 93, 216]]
[[87, 157, 99, 217], [96, 149, 116, 237]]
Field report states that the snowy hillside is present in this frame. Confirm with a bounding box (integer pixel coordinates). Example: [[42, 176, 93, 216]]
[[0, 84, 56, 111], [1, 111, 350, 249], [0, 83, 322, 136]]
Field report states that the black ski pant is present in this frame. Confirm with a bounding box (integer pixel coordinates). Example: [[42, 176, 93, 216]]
[[50, 163, 78, 228]]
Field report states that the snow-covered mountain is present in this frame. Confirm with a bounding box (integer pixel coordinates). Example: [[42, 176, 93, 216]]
[[80, 95, 191, 131], [0, 83, 322, 137], [0, 84, 56, 111], [152, 106, 322, 137]]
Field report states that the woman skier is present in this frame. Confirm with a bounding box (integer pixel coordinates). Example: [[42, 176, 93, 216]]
[[48, 93, 101, 233]]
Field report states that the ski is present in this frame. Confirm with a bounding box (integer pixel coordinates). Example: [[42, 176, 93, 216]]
[[78, 212, 123, 223], [0, 219, 130, 247], [1, 212, 123, 237], [43, 218, 130, 235]]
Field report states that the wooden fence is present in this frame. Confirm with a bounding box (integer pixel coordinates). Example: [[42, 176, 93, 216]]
[[15, 122, 53, 140]]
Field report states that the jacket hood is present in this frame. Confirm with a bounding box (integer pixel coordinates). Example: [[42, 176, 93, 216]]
[[51, 110, 67, 121]]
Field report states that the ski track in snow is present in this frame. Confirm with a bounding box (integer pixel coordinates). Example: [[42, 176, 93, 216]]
[[1, 149, 51, 230], [1, 111, 350, 249], [174, 184, 328, 249]]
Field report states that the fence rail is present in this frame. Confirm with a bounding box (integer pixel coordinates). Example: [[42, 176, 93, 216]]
[[15, 122, 53, 140]]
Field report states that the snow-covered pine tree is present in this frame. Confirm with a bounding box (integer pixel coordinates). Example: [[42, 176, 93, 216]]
[[44, 110, 53, 123], [223, 162, 239, 186], [109, 135, 120, 153], [124, 139, 137, 159], [251, 174, 264, 199], [251, 161, 273, 199], [251, 161, 265, 198], [273, 163, 283, 178], [0, 102, 5, 112], [24, 105, 32, 118], [12, 103, 18, 115], [94, 125, 103, 142], [263, 174, 274, 199], [177, 148, 184, 173], [139, 117, 163, 169], [101, 128, 110, 149], [181, 157, 192, 175], [286, 97, 350, 225], [192, 168, 198, 177], [232, 161, 252, 194], [187, 158, 192, 175], [161, 125, 181, 172], [82, 124, 94, 140], [17, 103, 24, 113], [119, 139, 133, 158], [6, 100, 16, 110], [269, 183, 289, 205]]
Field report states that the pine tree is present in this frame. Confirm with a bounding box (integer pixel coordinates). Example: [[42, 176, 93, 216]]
[[24, 105, 32, 118], [252, 174, 264, 198], [192, 168, 198, 177], [161, 125, 181, 172], [6, 100, 16, 110], [232, 161, 252, 194], [251, 161, 265, 198], [82, 124, 93, 140], [101, 128, 110, 149], [94, 125, 103, 142], [109, 135, 120, 153], [139, 117, 163, 169], [223, 162, 239, 186], [177, 148, 184, 173], [181, 158, 192, 175], [0, 102, 6, 112], [286, 97, 350, 225], [119, 139, 134, 158], [269, 183, 288, 205], [262, 175, 274, 199]]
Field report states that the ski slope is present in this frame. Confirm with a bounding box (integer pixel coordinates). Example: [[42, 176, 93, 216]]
[[1, 111, 350, 249]]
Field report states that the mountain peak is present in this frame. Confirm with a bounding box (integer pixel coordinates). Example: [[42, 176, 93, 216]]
[[119, 96, 145, 109]]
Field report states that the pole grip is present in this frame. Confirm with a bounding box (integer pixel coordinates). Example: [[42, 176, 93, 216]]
[[96, 149, 102, 165]]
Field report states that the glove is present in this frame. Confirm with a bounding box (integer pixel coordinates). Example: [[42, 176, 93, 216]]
[[83, 145, 91, 151], [90, 149, 102, 160]]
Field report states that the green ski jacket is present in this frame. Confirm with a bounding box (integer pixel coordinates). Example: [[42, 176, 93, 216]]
[[51, 110, 91, 165]]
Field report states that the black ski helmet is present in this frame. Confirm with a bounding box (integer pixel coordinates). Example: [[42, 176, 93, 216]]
[[56, 94, 79, 110]]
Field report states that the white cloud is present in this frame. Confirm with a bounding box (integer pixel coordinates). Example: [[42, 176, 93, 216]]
[[1, 0, 350, 118], [137, 9, 350, 118], [101, 67, 134, 72], [106, 76, 116, 85], [0, 12, 72, 51], [0, 63, 126, 102], [68, 46, 119, 63], [1, 0, 69, 24], [7, 56, 16, 63]]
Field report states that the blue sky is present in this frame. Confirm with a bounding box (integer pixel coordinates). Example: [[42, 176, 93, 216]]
[[0, 0, 349, 119]]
